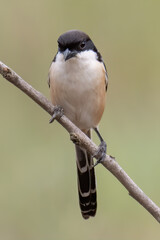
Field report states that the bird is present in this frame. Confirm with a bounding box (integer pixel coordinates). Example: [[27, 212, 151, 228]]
[[48, 30, 108, 219]]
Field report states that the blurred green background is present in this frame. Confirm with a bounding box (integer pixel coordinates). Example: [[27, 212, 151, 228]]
[[0, 0, 160, 239]]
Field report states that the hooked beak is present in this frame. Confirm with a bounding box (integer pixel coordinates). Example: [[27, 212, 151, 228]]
[[63, 48, 77, 61]]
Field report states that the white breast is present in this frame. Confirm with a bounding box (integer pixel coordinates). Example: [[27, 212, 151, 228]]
[[49, 50, 106, 130]]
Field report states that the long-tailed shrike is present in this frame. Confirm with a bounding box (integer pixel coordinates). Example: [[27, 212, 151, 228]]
[[48, 30, 108, 219]]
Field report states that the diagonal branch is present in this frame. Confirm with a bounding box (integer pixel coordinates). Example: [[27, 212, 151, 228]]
[[0, 61, 160, 223]]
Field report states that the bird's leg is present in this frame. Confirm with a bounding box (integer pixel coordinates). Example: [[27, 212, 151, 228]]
[[93, 127, 107, 166], [49, 105, 64, 123]]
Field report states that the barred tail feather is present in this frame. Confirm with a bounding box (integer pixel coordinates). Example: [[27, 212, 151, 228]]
[[75, 130, 97, 219]]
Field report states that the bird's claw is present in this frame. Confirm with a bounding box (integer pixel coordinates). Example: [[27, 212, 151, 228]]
[[49, 106, 64, 123], [93, 141, 107, 167]]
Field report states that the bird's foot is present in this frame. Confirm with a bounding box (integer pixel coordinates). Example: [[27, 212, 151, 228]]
[[93, 141, 107, 167], [49, 106, 64, 123]]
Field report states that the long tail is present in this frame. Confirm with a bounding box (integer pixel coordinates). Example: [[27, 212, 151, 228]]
[[75, 130, 97, 219]]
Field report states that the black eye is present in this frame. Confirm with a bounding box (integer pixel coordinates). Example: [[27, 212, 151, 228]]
[[79, 41, 86, 49]]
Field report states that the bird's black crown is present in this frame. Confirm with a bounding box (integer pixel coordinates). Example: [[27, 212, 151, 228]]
[[57, 30, 101, 60]]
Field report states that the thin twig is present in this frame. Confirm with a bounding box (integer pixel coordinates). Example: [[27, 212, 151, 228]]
[[0, 61, 160, 223]]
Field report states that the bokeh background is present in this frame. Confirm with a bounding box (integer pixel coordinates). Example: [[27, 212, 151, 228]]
[[0, 0, 160, 239]]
